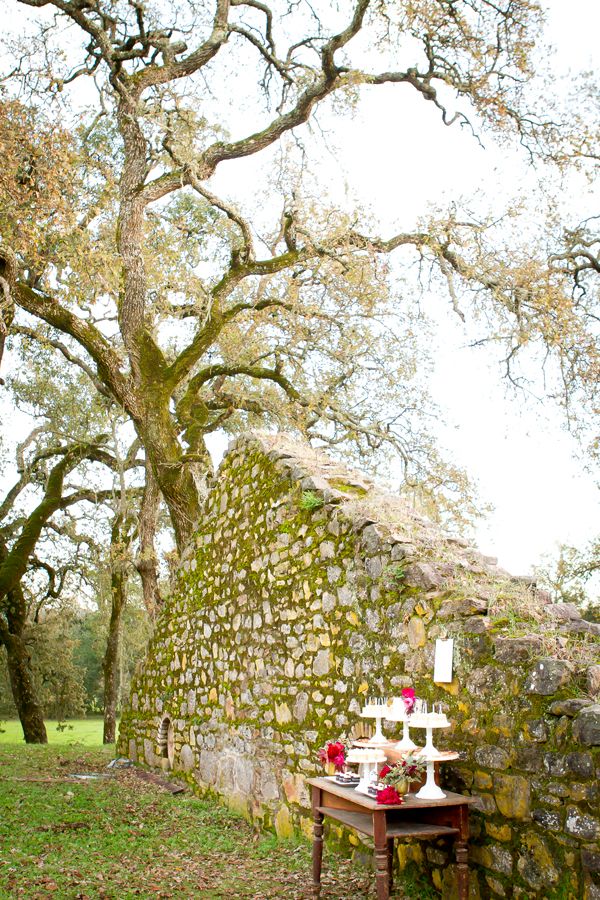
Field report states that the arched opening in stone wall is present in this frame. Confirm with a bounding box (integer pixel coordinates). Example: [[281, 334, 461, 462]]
[[157, 716, 175, 770]]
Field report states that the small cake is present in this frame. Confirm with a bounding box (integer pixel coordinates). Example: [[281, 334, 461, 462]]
[[361, 699, 390, 717], [347, 748, 387, 764], [430, 712, 450, 727]]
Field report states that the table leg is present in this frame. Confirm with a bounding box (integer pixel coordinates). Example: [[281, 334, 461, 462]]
[[387, 838, 394, 893], [455, 842, 469, 899], [456, 802, 470, 899], [311, 786, 324, 898], [373, 811, 390, 900]]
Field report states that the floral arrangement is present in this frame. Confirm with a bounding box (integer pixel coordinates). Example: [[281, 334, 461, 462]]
[[375, 753, 426, 803], [317, 739, 347, 772], [401, 687, 416, 714], [379, 752, 426, 789]]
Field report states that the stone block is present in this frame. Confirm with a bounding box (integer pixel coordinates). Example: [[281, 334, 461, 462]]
[[582, 850, 600, 874], [439, 597, 488, 618], [566, 751, 594, 778], [471, 843, 513, 876], [274, 805, 294, 839], [474, 770, 493, 790], [573, 704, 600, 746], [549, 698, 594, 717], [525, 658, 573, 695], [403, 562, 445, 591], [475, 745, 511, 770], [312, 649, 331, 676], [565, 807, 600, 840], [588, 665, 600, 698], [532, 808, 562, 832], [199, 749, 219, 785], [485, 822, 512, 842], [180, 744, 195, 772], [543, 753, 567, 777], [293, 691, 308, 723], [493, 773, 530, 819], [233, 757, 253, 795], [517, 833, 559, 890], [473, 792, 497, 815], [407, 616, 426, 648], [515, 747, 543, 773], [547, 602, 583, 621]]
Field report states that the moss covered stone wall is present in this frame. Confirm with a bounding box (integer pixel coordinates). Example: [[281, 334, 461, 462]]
[[119, 434, 600, 898]]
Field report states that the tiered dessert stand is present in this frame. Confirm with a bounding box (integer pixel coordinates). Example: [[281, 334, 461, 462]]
[[406, 707, 454, 800], [347, 698, 457, 800], [385, 698, 417, 751], [346, 747, 387, 795], [360, 698, 389, 745]]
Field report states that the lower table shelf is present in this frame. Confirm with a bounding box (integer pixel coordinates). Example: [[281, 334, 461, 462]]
[[317, 805, 459, 839]]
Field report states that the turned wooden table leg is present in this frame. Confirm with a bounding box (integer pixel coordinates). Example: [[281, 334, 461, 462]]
[[456, 803, 470, 900], [373, 811, 390, 900], [311, 786, 324, 897], [387, 838, 394, 893]]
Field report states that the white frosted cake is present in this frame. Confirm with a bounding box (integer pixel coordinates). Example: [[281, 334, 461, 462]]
[[347, 747, 387, 764], [361, 700, 390, 717]]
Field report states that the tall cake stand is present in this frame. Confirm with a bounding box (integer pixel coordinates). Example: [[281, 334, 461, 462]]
[[346, 747, 387, 795], [409, 714, 453, 800], [414, 749, 458, 800], [360, 701, 389, 745], [384, 706, 417, 751]]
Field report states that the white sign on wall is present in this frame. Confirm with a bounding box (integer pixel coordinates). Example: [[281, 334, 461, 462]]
[[433, 638, 454, 683]]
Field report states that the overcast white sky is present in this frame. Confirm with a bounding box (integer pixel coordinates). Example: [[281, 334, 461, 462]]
[[207, 0, 600, 575]]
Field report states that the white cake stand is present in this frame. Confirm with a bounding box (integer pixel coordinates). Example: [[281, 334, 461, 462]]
[[347, 748, 387, 795], [385, 707, 417, 751], [360, 705, 388, 745], [410, 714, 450, 756], [414, 750, 458, 800], [408, 714, 454, 801]]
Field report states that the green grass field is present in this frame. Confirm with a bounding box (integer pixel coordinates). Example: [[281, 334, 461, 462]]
[[0, 718, 107, 746], [0, 725, 398, 899]]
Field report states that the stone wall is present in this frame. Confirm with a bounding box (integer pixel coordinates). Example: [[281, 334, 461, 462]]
[[119, 433, 600, 898]]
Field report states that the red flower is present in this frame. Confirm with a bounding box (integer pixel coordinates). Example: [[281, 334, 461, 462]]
[[401, 688, 416, 713], [319, 741, 346, 771], [326, 741, 345, 761], [377, 786, 404, 805], [379, 765, 392, 779]]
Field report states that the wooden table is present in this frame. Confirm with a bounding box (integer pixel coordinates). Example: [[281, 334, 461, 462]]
[[307, 777, 477, 899]]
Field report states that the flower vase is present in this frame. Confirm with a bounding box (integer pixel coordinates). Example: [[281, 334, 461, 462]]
[[326, 762, 336, 776], [392, 776, 410, 796]]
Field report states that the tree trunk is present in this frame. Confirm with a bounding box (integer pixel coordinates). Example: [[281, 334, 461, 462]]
[[1, 625, 47, 743], [0, 539, 47, 744], [134, 397, 203, 553], [102, 509, 131, 746], [102, 567, 125, 745], [135, 461, 163, 618]]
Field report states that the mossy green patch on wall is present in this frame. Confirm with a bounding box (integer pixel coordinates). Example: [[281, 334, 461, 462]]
[[119, 433, 600, 898]]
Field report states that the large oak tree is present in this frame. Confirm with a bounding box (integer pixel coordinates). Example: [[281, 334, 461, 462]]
[[1, 0, 598, 553]]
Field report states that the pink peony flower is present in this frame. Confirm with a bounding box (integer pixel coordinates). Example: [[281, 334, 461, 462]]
[[401, 687, 416, 713], [379, 765, 392, 779]]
